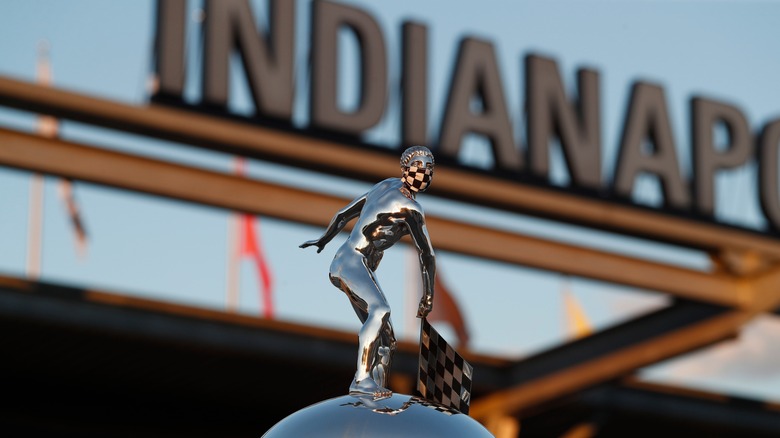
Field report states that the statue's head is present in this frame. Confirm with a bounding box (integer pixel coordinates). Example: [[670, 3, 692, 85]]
[[400, 146, 434, 193]]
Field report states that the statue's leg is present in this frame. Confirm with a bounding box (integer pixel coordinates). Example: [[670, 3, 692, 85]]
[[330, 257, 393, 399], [373, 318, 397, 388], [347, 291, 393, 388]]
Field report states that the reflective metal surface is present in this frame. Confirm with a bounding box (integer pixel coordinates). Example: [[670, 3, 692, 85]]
[[262, 394, 493, 437], [300, 146, 436, 399]]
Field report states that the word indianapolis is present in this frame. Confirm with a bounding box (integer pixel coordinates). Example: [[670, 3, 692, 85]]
[[154, 0, 780, 229]]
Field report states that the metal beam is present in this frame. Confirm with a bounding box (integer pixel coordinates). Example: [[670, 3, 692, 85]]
[[0, 274, 508, 390], [6, 271, 778, 436], [469, 300, 737, 418], [576, 378, 780, 436], [9, 127, 778, 423], [0, 127, 747, 307], [1, 76, 779, 258], [515, 377, 780, 437], [469, 272, 780, 420], [4, 127, 776, 419]]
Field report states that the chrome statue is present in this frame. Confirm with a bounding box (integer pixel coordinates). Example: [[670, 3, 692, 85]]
[[300, 146, 436, 400]]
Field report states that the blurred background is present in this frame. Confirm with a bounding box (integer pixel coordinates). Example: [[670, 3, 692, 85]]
[[1, 0, 779, 436]]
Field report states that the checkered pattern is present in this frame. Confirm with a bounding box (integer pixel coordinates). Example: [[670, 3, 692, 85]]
[[417, 318, 473, 415], [409, 396, 460, 416], [403, 166, 433, 192]]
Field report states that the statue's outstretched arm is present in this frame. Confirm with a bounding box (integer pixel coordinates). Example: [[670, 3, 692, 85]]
[[406, 210, 435, 318], [300, 193, 367, 253]]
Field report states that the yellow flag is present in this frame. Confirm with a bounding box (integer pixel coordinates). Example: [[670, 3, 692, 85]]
[[563, 286, 592, 339]]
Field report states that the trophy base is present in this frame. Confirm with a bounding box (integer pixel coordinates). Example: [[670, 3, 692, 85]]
[[262, 393, 492, 437]]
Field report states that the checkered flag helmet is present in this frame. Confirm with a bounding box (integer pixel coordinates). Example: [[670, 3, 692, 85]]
[[417, 318, 473, 415], [401, 146, 434, 193]]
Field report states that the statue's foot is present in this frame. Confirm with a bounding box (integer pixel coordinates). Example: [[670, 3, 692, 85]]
[[350, 377, 392, 400], [372, 363, 387, 388]]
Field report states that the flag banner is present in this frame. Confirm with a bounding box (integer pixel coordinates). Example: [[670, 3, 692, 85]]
[[58, 179, 88, 257], [406, 250, 470, 347], [241, 214, 274, 318], [562, 287, 592, 339], [417, 317, 473, 415], [229, 157, 275, 318], [428, 272, 470, 347]]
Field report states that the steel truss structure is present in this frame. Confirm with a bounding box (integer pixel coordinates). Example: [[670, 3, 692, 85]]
[[1, 77, 779, 436]]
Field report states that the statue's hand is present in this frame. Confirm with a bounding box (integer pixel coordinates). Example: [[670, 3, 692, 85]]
[[299, 239, 325, 253], [417, 294, 433, 318]]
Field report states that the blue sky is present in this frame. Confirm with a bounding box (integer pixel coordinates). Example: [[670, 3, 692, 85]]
[[1, 0, 779, 401]]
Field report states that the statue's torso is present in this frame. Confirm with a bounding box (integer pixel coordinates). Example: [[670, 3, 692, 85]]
[[343, 178, 422, 267]]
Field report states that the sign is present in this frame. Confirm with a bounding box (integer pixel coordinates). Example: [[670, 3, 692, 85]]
[[153, 0, 780, 231]]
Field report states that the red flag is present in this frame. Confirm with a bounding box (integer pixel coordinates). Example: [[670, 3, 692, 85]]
[[407, 250, 470, 347], [240, 214, 274, 318], [229, 158, 275, 318], [428, 272, 470, 347]]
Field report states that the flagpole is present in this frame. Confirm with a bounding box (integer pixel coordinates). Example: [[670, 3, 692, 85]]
[[26, 174, 44, 280], [27, 40, 55, 280], [226, 212, 241, 312], [226, 158, 244, 312]]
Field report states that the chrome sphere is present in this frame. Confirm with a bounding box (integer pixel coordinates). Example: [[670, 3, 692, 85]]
[[263, 393, 492, 437]]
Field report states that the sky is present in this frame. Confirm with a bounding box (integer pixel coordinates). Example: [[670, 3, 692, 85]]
[[1, 0, 780, 401]]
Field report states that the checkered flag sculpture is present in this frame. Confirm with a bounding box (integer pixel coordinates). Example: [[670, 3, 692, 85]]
[[417, 318, 473, 415]]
